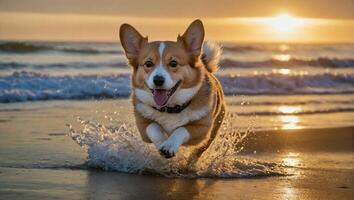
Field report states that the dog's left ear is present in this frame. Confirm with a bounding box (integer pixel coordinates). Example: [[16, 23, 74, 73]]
[[119, 23, 147, 67], [178, 19, 205, 58]]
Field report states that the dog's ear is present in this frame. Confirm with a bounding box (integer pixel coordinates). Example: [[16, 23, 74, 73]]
[[178, 19, 205, 58], [119, 24, 147, 67]]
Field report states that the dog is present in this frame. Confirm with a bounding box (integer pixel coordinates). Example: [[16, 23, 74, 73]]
[[119, 19, 225, 159]]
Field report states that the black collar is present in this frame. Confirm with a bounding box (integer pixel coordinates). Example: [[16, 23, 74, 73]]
[[152, 100, 191, 113]]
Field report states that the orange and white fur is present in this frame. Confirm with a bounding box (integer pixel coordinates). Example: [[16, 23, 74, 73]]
[[119, 20, 225, 159]]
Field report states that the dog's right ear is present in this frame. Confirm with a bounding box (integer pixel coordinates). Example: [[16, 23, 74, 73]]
[[178, 20, 205, 58], [119, 24, 147, 67]]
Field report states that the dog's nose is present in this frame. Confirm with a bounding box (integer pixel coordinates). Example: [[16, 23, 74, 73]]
[[153, 75, 165, 87]]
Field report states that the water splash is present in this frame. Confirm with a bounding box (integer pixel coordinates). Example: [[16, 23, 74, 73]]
[[67, 113, 284, 178]]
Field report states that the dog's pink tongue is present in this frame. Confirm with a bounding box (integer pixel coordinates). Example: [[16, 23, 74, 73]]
[[153, 90, 169, 106]]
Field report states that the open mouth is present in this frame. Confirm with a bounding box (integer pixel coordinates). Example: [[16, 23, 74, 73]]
[[149, 80, 181, 107]]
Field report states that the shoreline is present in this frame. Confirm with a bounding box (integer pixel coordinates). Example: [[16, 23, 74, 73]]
[[1, 98, 354, 132]]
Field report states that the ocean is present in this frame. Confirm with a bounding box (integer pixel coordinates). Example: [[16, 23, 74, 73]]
[[1, 41, 353, 130]]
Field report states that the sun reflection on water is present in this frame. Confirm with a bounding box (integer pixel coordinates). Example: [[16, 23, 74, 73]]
[[280, 115, 303, 130], [273, 54, 291, 62], [279, 106, 301, 114], [278, 106, 303, 130]]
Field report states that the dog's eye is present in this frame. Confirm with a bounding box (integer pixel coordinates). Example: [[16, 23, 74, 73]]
[[169, 60, 178, 68], [144, 61, 154, 68]]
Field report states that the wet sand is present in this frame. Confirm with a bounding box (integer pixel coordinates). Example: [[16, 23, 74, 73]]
[[0, 99, 353, 199], [0, 165, 353, 200]]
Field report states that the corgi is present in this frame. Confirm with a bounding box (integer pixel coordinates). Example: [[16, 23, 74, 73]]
[[119, 19, 225, 159]]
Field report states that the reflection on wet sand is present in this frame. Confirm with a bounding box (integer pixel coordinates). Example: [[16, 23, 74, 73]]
[[282, 152, 301, 167], [86, 171, 216, 200], [281, 152, 301, 197], [282, 187, 297, 200]]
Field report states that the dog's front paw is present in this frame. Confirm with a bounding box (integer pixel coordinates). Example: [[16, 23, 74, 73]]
[[158, 140, 180, 159]]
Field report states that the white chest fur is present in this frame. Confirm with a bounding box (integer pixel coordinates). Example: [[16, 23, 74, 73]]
[[136, 103, 209, 133]]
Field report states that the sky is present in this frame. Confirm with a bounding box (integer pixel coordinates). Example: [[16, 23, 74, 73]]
[[0, 0, 353, 43]]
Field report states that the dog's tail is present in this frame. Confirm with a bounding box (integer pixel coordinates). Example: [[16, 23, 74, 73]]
[[201, 41, 222, 73]]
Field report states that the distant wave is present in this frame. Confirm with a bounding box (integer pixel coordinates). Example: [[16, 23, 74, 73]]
[[0, 42, 123, 54], [222, 43, 354, 53], [0, 42, 51, 53], [220, 57, 354, 68], [222, 45, 264, 52], [1, 71, 354, 103], [59, 47, 122, 54], [0, 61, 127, 69], [2, 57, 353, 71]]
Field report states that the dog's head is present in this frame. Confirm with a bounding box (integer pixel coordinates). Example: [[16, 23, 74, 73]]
[[119, 20, 206, 107]]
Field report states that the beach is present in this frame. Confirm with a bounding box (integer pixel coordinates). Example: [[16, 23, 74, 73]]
[[0, 41, 353, 199], [0, 99, 353, 199]]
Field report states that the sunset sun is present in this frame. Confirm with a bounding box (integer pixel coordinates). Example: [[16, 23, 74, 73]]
[[270, 13, 303, 32]]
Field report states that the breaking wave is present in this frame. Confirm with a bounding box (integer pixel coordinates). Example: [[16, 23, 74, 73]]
[[220, 73, 354, 95], [0, 71, 130, 102], [1, 71, 354, 103], [67, 113, 284, 178]]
